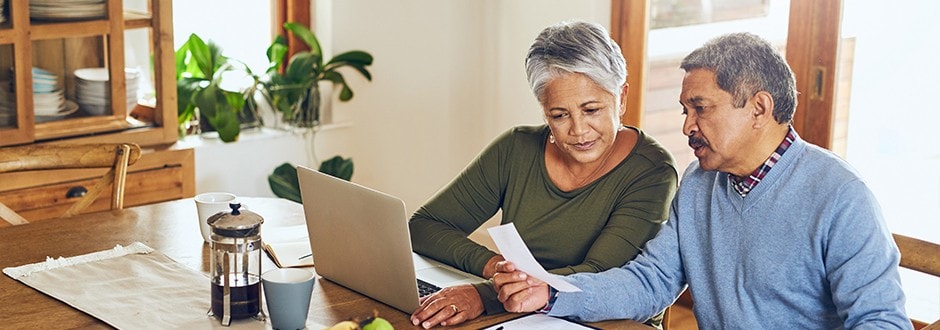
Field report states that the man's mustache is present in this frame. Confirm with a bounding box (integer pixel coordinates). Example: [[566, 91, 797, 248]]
[[688, 135, 707, 149]]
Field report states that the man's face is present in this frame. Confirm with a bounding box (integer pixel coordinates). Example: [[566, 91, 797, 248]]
[[678, 69, 757, 175]]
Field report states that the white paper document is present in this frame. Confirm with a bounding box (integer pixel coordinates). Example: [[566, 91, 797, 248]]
[[482, 313, 596, 329], [487, 223, 581, 292]]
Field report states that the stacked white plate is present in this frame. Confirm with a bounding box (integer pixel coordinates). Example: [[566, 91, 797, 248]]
[[74, 67, 139, 116], [31, 67, 79, 122], [30, 0, 106, 22]]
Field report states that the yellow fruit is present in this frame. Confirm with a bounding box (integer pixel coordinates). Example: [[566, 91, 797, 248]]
[[361, 317, 393, 330], [326, 320, 360, 330]]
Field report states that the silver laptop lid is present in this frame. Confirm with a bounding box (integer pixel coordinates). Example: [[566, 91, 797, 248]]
[[296, 165, 421, 313]]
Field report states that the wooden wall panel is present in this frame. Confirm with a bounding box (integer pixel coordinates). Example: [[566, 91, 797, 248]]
[[787, 0, 843, 149], [610, 0, 649, 127]]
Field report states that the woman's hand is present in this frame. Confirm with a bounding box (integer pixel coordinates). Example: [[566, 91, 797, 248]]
[[410, 284, 484, 328], [482, 254, 506, 279], [492, 261, 551, 313]]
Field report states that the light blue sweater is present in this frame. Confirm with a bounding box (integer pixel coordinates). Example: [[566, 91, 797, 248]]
[[549, 136, 911, 329]]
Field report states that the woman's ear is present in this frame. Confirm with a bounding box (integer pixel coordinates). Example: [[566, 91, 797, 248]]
[[618, 83, 630, 117]]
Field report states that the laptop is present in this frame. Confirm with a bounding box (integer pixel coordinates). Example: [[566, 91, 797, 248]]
[[296, 165, 485, 313]]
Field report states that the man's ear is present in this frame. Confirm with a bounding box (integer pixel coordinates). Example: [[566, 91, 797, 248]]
[[751, 91, 775, 128]]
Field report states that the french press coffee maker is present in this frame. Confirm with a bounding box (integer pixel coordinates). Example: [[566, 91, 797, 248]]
[[207, 203, 265, 326]]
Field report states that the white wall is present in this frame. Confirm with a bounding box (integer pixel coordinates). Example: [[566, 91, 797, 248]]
[[323, 0, 611, 212], [193, 0, 611, 213]]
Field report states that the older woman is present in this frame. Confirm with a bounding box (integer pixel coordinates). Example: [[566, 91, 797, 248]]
[[408, 21, 677, 328]]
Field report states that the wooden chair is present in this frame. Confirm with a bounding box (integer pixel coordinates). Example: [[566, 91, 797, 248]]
[[894, 234, 940, 330], [0, 143, 142, 225]]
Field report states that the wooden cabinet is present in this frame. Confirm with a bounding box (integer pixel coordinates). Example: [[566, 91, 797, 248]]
[[0, 0, 193, 224], [0, 147, 195, 225], [0, 0, 176, 146]]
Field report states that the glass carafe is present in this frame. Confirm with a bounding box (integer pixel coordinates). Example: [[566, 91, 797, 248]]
[[208, 203, 265, 325]]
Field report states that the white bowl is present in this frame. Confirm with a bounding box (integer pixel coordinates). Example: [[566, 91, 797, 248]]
[[74, 67, 109, 82], [74, 67, 140, 82]]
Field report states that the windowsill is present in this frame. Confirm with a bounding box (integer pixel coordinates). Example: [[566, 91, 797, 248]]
[[175, 121, 353, 149]]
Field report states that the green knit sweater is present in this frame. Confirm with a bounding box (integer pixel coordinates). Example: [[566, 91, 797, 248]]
[[409, 125, 678, 314]]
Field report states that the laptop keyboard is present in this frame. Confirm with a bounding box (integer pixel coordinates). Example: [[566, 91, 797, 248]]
[[417, 279, 442, 297]]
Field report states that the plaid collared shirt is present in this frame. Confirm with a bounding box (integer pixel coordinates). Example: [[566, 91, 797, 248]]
[[729, 127, 796, 197]]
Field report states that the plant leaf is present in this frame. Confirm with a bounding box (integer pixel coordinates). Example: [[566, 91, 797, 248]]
[[319, 156, 354, 181], [326, 51, 373, 66], [283, 22, 322, 62], [176, 77, 204, 124], [174, 37, 190, 80], [222, 89, 246, 113], [285, 52, 320, 82], [266, 35, 289, 74], [268, 163, 302, 203], [343, 63, 373, 81], [186, 34, 213, 78], [193, 82, 241, 142], [321, 72, 353, 101], [207, 41, 229, 74], [323, 51, 374, 81]]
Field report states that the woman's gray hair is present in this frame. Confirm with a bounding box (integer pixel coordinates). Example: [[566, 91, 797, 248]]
[[680, 32, 797, 124], [526, 21, 627, 102]]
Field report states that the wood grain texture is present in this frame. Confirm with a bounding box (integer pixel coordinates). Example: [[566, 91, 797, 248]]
[[0, 147, 194, 225], [0, 0, 178, 148], [0, 143, 141, 224], [610, 0, 649, 127], [894, 234, 940, 329], [786, 0, 842, 149], [0, 197, 653, 329], [0, 143, 140, 172]]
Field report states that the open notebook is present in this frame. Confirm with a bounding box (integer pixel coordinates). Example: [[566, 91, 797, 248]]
[[262, 225, 313, 268]]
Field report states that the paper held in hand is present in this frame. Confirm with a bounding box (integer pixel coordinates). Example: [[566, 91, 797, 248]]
[[487, 223, 581, 292]]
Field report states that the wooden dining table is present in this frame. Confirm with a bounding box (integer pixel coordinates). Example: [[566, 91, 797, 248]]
[[0, 197, 652, 329]]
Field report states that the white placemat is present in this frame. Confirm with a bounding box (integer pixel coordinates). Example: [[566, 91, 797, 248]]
[[3, 242, 267, 329]]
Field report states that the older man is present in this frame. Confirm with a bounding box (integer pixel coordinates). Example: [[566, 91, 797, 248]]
[[492, 32, 911, 329]]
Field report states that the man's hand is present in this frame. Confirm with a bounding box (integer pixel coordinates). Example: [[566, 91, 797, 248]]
[[492, 261, 551, 313], [410, 284, 484, 328]]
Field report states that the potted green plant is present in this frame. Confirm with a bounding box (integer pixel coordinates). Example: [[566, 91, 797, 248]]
[[175, 34, 260, 142], [261, 22, 373, 128], [263, 22, 373, 202]]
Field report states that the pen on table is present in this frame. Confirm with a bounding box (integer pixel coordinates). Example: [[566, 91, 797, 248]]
[[494, 326, 504, 330], [298, 253, 312, 260]]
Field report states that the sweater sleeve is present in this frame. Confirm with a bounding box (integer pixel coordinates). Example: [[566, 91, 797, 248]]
[[549, 193, 686, 322], [824, 180, 911, 329], [548, 197, 688, 323], [408, 130, 512, 276]]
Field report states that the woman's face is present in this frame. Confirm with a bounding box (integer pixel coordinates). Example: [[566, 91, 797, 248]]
[[541, 73, 625, 164]]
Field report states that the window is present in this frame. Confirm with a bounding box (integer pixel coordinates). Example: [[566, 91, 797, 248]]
[[615, 0, 792, 176], [840, 1, 940, 320], [172, 1, 273, 74]]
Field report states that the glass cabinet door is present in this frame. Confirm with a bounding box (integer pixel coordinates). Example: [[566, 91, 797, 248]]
[[0, 0, 176, 147], [0, 44, 17, 131]]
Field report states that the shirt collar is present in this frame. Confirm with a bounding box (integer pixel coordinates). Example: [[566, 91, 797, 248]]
[[729, 126, 797, 197]]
